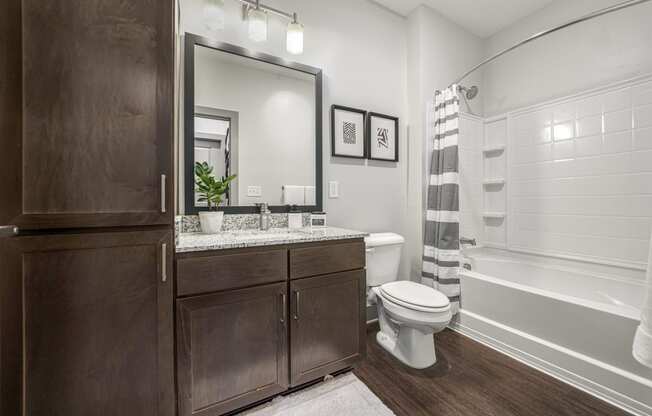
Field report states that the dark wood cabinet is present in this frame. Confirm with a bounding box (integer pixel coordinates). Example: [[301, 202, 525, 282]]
[[1, 0, 175, 414], [176, 248, 288, 296], [174, 239, 366, 415], [0, 0, 174, 230], [0, 229, 175, 416], [177, 283, 289, 416], [290, 270, 366, 386], [290, 241, 365, 279]]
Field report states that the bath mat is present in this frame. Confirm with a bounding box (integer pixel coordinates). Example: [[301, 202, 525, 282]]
[[240, 373, 395, 416]]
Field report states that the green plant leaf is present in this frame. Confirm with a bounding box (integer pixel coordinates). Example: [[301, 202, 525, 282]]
[[195, 162, 238, 209]]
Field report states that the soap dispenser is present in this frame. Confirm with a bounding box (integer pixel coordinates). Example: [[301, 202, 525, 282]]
[[288, 205, 303, 229], [256, 203, 272, 231]]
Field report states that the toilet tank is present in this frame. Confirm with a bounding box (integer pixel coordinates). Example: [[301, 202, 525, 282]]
[[365, 233, 405, 287]]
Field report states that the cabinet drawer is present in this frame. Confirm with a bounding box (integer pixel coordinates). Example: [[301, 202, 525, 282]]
[[176, 249, 287, 296], [289, 240, 365, 279]]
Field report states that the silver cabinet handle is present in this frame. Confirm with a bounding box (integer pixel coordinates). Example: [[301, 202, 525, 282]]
[[161, 243, 167, 282], [161, 174, 167, 213], [280, 293, 286, 324], [0, 226, 18, 237], [293, 290, 300, 320]]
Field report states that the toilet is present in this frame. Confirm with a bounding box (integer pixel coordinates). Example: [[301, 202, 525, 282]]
[[366, 232, 452, 369]]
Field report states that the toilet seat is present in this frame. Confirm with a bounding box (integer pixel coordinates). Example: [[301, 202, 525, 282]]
[[379, 281, 450, 313]]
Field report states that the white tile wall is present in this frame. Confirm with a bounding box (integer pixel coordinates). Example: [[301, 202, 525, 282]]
[[508, 78, 652, 267], [459, 114, 485, 244], [634, 127, 652, 149]]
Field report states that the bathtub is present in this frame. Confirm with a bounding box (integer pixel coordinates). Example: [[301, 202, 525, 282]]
[[452, 247, 652, 416]]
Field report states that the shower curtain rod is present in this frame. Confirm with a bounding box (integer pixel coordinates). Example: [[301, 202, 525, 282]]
[[450, 0, 652, 86]]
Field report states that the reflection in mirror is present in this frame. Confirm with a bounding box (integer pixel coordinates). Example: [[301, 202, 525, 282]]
[[183, 35, 322, 214], [194, 112, 236, 206]]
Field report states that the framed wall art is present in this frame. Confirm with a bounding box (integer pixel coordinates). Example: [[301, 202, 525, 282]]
[[367, 112, 399, 162], [331, 105, 366, 158]]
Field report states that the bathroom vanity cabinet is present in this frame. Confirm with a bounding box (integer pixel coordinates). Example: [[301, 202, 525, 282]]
[[175, 239, 366, 416]]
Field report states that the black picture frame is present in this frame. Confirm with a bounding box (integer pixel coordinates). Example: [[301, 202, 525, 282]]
[[366, 112, 399, 162], [331, 105, 367, 159], [183, 33, 323, 214]]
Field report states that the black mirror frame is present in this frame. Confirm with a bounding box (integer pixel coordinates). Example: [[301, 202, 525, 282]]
[[183, 33, 323, 214]]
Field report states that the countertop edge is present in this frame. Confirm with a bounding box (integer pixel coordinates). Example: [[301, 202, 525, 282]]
[[175, 228, 368, 254]]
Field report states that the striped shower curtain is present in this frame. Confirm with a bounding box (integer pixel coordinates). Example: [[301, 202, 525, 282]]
[[422, 86, 461, 314]]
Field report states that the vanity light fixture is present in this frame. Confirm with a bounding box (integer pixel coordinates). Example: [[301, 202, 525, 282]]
[[247, 0, 267, 42], [286, 13, 304, 55], [203, 0, 225, 31], [237, 0, 304, 54]]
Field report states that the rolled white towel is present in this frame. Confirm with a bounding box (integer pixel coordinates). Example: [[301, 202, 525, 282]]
[[633, 231, 652, 368], [283, 185, 305, 205]]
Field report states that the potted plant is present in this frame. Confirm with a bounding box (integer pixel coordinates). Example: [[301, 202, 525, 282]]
[[195, 161, 236, 233]]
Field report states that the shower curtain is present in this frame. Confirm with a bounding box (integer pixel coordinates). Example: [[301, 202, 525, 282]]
[[633, 232, 652, 368], [422, 85, 461, 314]]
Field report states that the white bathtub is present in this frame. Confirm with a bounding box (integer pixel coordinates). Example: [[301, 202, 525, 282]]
[[452, 248, 652, 416]]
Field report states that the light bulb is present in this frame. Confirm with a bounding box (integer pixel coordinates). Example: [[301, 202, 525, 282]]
[[286, 18, 304, 55], [203, 0, 225, 31], [248, 7, 267, 42]]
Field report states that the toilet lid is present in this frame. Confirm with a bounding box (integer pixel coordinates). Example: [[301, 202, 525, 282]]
[[380, 281, 450, 310]]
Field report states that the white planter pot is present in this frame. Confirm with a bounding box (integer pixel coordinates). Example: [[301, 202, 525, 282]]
[[198, 211, 224, 234]]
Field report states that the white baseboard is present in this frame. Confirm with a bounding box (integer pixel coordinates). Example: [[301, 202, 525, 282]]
[[449, 310, 652, 416]]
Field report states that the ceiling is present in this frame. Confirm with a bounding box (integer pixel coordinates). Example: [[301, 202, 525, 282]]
[[372, 0, 556, 38]]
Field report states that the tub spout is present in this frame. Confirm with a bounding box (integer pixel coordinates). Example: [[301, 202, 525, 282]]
[[460, 237, 476, 246]]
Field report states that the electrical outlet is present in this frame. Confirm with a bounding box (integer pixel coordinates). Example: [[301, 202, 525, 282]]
[[247, 186, 262, 197], [328, 181, 339, 198]]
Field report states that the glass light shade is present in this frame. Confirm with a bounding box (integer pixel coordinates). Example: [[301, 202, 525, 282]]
[[203, 0, 225, 31], [286, 21, 304, 54], [248, 8, 268, 42]]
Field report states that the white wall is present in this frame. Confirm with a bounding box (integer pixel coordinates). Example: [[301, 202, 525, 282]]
[[180, 0, 409, 248], [194, 48, 315, 205], [405, 5, 485, 280], [483, 0, 652, 116]]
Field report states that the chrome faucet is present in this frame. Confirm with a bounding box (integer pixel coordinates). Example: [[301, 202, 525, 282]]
[[256, 203, 271, 231], [460, 236, 477, 246]]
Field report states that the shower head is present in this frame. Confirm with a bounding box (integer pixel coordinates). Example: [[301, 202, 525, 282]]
[[458, 85, 479, 100], [466, 86, 479, 99]]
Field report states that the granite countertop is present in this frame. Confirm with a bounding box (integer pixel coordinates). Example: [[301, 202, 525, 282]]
[[176, 227, 368, 253]]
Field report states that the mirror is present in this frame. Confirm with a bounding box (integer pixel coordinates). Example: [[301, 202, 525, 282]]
[[183, 34, 322, 214]]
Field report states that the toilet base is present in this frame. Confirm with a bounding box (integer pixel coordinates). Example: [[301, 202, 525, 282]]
[[376, 326, 437, 369]]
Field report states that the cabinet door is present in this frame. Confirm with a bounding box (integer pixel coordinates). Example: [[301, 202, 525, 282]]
[[177, 283, 289, 416], [290, 270, 366, 386], [0, 229, 175, 416], [0, 0, 173, 230]]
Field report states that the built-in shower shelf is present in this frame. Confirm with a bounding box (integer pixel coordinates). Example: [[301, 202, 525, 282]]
[[482, 178, 506, 186], [483, 212, 506, 219], [482, 144, 506, 154]]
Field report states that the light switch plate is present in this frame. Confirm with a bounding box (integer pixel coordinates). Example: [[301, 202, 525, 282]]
[[247, 186, 262, 197], [328, 181, 339, 198]]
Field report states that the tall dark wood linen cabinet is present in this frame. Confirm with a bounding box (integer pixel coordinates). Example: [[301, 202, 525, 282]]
[[0, 1, 175, 415]]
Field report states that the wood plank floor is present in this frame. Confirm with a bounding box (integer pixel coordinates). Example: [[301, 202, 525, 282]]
[[354, 327, 630, 416]]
